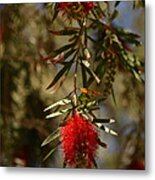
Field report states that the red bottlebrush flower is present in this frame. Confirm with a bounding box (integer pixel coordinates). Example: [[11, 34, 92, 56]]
[[58, 2, 69, 12], [82, 2, 95, 12], [57, 2, 95, 19], [60, 112, 98, 168]]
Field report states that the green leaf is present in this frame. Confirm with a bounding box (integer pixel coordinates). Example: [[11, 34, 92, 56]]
[[92, 158, 98, 168], [111, 87, 117, 106], [41, 129, 60, 147], [54, 43, 75, 56], [43, 142, 60, 161], [87, 59, 105, 87], [51, 3, 59, 25], [82, 60, 91, 68], [81, 61, 100, 84], [86, 100, 97, 107], [64, 49, 76, 60], [96, 124, 118, 136], [93, 118, 116, 124], [44, 98, 71, 112], [81, 61, 87, 87], [115, 1, 120, 7], [111, 34, 122, 46], [44, 44, 76, 62], [49, 29, 78, 36], [115, 28, 141, 46], [46, 62, 72, 90], [103, 126, 118, 136], [49, 73, 68, 94], [98, 139, 107, 148], [46, 108, 71, 119], [132, 70, 144, 83], [110, 9, 119, 21], [112, 42, 144, 83]]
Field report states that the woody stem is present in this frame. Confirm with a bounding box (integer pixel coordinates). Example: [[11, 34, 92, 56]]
[[73, 60, 78, 107]]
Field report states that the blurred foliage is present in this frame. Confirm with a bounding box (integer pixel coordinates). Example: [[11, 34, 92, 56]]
[[0, 1, 144, 169]]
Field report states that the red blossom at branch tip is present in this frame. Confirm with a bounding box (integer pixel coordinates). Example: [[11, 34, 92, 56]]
[[57, 2, 95, 19], [60, 112, 98, 168]]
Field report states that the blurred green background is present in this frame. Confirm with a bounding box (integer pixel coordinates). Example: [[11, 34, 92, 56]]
[[0, 1, 144, 169]]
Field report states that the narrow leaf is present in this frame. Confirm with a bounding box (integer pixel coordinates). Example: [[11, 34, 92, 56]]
[[51, 3, 59, 25], [51, 52, 64, 64], [87, 59, 105, 87], [81, 61, 100, 84], [93, 118, 116, 124], [64, 49, 76, 60], [111, 9, 119, 21], [104, 126, 118, 136], [98, 139, 107, 148], [54, 43, 75, 56], [43, 44, 75, 62], [46, 62, 72, 90], [43, 142, 60, 161], [86, 100, 96, 107], [46, 108, 71, 119], [82, 60, 90, 68], [92, 158, 98, 168], [81, 61, 87, 87], [44, 99, 71, 112], [49, 73, 68, 94], [96, 124, 118, 136], [115, 28, 141, 46], [111, 87, 117, 106], [109, 129, 118, 136], [49, 29, 78, 36], [41, 129, 60, 147], [132, 70, 143, 83], [115, 1, 120, 7]]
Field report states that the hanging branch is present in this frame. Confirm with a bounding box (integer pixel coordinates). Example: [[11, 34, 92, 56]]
[[41, 2, 144, 168]]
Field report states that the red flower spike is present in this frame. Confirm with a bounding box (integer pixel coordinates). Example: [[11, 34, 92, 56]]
[[57, 2, 95, 19], [60, 112, 98, 168], [82, 2, 95, 13]]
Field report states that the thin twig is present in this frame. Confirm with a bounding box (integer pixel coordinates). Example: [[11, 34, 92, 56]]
[[73, 60, 78, 107]]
